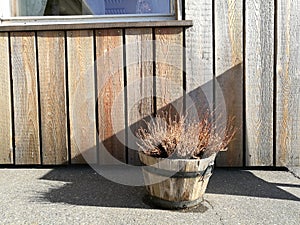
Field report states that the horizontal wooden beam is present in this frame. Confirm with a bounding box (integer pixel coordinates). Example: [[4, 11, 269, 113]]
[[0, 20, 193, 32]]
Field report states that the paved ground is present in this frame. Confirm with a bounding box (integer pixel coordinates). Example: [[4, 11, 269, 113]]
[[0, 167, 299, 225]]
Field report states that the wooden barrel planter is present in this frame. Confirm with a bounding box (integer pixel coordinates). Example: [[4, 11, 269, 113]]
[[139, 152, 216, 209]]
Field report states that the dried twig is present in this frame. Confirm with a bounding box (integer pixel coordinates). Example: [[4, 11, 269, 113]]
[[136, 110, 238, 159]]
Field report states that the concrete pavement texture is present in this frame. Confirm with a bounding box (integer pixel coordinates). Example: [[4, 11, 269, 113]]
[[0, 167, 299, 225]]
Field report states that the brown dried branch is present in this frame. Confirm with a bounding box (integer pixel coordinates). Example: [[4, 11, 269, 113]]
[[136, 111, 238, 159]]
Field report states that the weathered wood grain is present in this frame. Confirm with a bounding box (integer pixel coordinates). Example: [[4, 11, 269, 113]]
[[67, 30, 97, 164], [11, 32, 40, 165], [155, 27, 183, 115], [125, 28, 154, 165], [96, 29, 126, 164], [139, 152, 216, 204], [185, 0, 214, 123], [37, 31, 68, 165], [245, 0, 274, 166], [276, 0, 300, 167], [215, 0, 243, 167], [0, 32, 13, 164]]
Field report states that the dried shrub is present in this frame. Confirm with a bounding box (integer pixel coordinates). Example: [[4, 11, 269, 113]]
[[136, 111, 238, 159]]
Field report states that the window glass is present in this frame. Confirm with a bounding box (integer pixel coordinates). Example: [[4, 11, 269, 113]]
[[12, 0, 172, 16]]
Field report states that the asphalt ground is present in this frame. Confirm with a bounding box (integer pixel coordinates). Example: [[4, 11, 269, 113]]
[[0, 167, 299, 225]]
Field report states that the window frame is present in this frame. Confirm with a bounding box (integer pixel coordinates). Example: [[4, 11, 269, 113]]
[[0, 0, 182, 25]]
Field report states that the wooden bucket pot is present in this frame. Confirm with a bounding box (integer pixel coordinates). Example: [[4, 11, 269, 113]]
[[139, 152, 216, 209]]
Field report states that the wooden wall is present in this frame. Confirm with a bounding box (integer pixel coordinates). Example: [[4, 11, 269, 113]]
[[0, 32, 12, 164], [185, 0, 300, 167], [0, 26, 186, 165], [0, 0, 299, 167]]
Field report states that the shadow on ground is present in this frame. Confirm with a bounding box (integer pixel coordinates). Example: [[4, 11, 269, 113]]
[[39, 166, 149, 209], [39, 167, 300, 210], [206, 169, 300, 201]]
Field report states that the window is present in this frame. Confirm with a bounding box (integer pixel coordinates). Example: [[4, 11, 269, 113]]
[[3, 0, 174, 17]]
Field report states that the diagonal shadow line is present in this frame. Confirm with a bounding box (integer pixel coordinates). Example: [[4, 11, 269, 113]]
[[101, 63, 243, 166], [268, 183, 300, 189]]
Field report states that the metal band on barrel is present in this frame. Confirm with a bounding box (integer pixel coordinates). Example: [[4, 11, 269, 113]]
[[141, 164, 214, 178]]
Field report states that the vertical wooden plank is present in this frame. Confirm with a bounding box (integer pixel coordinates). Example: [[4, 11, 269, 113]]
[[11, 32, 40, 165], [125, 28, 154, 165], [245, 0, 274, 166], [185, 0, 214, 120], [155, 27, 183, 114], [37, 31, 68, 165], [0, 32, 13, 164], [67, 30, 97, 164], [215, 0, 243, 166], [96, 29, 126, 164], [277, 0, 300, 167]]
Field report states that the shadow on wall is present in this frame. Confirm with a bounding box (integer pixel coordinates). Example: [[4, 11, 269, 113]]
[[100, 63, 243, 166], [38, 167, 300, 209], [215, 63, 243, 167]]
